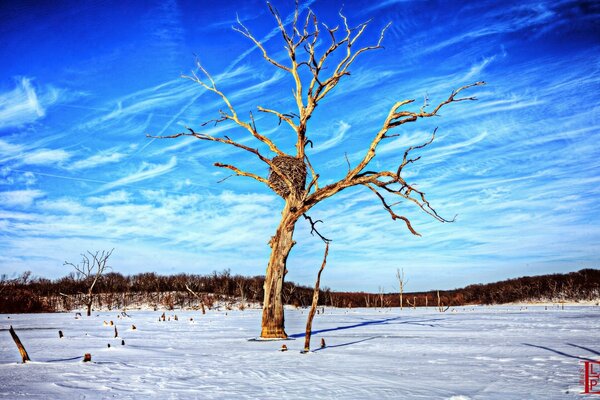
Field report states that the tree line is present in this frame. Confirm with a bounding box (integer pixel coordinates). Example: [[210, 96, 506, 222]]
[[1, 268, 598, 314]]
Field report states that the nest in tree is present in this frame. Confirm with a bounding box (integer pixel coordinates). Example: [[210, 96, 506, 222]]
[[268, 155, 307, 198]]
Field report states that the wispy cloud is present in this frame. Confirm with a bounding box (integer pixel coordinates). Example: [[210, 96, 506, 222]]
[[365, 0, 422, 13], [94, 156, 177, 193], [86, 190, 131, 205], [70, 151, 126, 170], [312, 121, 351, 154], [0, 77, 46, 129], [463, 56, 496, 81]]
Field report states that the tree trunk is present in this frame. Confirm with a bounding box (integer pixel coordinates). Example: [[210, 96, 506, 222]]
[[86, 300, 92, 317], [303, 243, 328, 352], [261, 203, 299, 338]]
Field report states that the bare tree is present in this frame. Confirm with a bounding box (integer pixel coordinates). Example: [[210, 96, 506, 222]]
[[64, 249, 113, 316], [396, 268, 407, 311], [282, 282, 296, 305], [151, 3, 483, 338]]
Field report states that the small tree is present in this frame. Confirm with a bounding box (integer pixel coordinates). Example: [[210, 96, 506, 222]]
[[152, 3, 483, 338], [64, 249, 113, 316]]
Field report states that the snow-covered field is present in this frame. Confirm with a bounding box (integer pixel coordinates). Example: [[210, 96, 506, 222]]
[[1, 306, 598, 399]]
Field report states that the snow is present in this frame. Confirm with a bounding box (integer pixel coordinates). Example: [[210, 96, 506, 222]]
[[1, 306, 598, 399]]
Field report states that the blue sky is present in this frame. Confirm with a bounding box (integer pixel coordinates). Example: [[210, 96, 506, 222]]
[[1, 0, 598, 292]]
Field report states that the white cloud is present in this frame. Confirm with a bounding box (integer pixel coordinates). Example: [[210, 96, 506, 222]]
[[0, 189, 45, 207], [37, 198, 90, 214], [22, 148, 72, 166]]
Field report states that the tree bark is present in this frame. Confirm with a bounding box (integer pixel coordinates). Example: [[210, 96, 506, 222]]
[[261, 202, 299, 338]]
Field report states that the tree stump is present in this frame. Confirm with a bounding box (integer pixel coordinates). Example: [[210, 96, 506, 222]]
[[9, 326, 30, 363], [58, 330, 64, 339], [83, 353, 92, 362]]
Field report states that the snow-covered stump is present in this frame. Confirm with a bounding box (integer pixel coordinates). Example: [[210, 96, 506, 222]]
[[8, 326, 30, 363]]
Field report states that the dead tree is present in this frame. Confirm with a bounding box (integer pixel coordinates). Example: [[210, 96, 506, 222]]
[[235, 278, 247, 310], [364, 293, 371, 308], [396, 268, 407, 311], [437, 290, 450, 312], [185, 283, 206, 314], [64, 249, 113, 316], [151, 3, 483, 338], [303, 242, 329, 353], [378, 286, 385, 308]]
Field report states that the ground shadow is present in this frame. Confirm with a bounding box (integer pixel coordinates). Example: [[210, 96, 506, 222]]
[[289, 316, 446, 338], [523, 343, 596, 362]]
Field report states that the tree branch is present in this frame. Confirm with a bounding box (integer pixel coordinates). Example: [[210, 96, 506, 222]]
[[183, 61, 285, 157], [302, 213, 331, 243], [213, 162, 269, 185], [364, 184, 421, 236]]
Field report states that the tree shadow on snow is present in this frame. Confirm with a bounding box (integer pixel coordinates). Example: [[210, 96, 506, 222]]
[[289, 316, 446, 339], [523, 343, 596, 362], [566, 343, 600, 357], [45, 356, 83, 363], [313, 336, 379, 352]]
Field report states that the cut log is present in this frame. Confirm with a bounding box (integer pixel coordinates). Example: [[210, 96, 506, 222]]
[[9, 326, 30, 363]]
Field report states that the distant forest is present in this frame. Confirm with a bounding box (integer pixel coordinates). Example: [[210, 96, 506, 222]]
[[1, 268, 598, 313]]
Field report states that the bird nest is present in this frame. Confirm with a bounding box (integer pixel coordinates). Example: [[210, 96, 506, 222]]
[[268, 156, 307, 198]]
